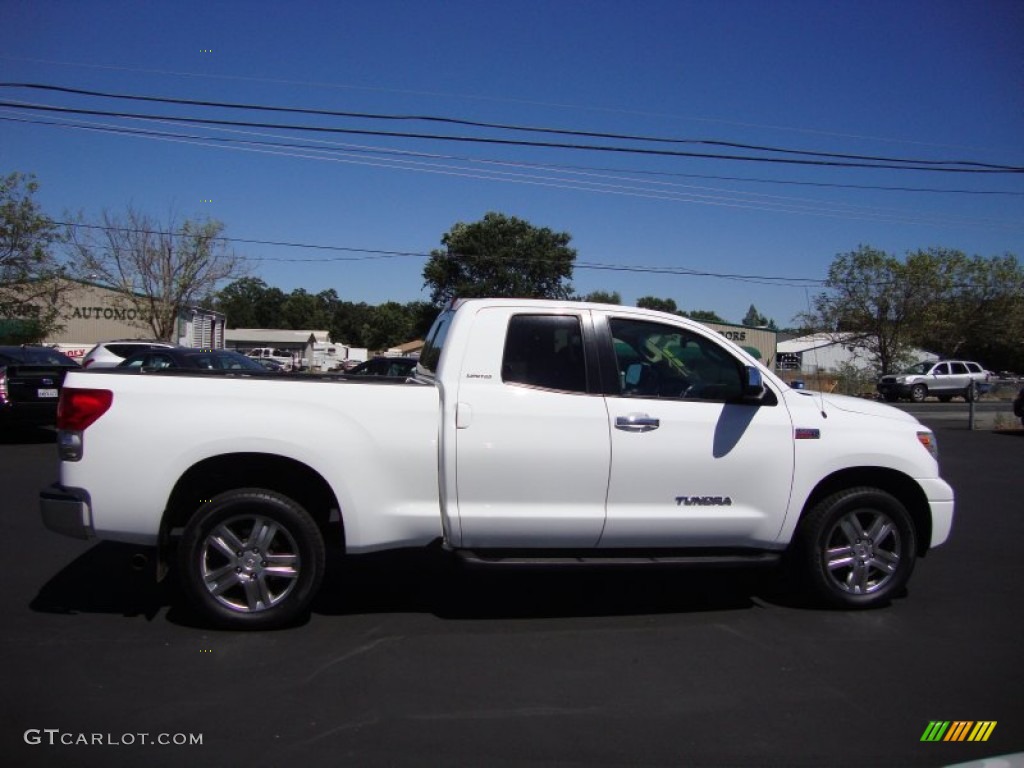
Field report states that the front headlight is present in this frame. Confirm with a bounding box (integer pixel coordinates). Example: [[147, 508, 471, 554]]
[[917, 431, 939, 461]]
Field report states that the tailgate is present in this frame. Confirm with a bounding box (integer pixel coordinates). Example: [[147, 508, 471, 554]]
[[2, 365, 71, 403]]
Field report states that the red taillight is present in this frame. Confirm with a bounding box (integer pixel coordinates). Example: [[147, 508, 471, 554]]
[[57, 388, 113, 431]]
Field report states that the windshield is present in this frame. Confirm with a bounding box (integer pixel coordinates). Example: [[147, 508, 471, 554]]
[[0, 347, 77, 366], [902, 362, 933, 375], [185, 351, 267, 371]]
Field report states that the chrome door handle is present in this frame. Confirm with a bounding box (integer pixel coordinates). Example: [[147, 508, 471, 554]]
[[615, 413, 660, 432]]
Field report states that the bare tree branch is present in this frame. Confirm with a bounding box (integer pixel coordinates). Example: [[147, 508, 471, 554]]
[[69, 208, 247, 340]]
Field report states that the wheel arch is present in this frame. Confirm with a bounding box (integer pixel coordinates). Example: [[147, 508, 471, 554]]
[[161, 453, 344, 552], [797, 467, 932, 557]]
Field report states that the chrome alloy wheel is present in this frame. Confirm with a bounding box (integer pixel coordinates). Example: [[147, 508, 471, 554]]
[[823, 509, 902, 595], [199, 514, 301, 613]]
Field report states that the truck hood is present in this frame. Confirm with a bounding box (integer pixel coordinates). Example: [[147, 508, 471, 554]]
[[787, 390, 920, 425]]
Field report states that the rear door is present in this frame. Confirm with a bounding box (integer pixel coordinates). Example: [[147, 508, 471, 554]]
[[598, 314, 795, 549], [929, 362, 953, 394], [946, 362, 971, 393], [451, 306, 611, 548]]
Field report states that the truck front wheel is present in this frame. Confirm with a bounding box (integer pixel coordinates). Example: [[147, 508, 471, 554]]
[[794, 487, 916, 608], [178, 489, 325, 629], [910, 384, 928, 402]]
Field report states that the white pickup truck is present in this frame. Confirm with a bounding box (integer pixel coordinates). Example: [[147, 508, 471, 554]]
[[40, 298, 954, 629]]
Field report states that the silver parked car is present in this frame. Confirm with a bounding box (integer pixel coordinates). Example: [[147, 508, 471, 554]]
[[877, 360, 989, 403]]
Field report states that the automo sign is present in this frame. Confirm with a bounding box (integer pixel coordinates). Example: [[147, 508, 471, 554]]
[[70, 306, 142, 322]]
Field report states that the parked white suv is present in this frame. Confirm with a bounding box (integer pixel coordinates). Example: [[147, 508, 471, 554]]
[[81, 340, 177, 369], [877, 360, 989, 403]]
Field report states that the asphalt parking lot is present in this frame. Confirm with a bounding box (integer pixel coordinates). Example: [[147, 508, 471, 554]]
[[2, 416, 1022, 768]]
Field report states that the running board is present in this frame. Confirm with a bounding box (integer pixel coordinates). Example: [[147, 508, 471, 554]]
[[455, 549, 782, 569]]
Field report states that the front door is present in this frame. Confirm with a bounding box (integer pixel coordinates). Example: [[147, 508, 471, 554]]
[[600, 316, 795, 549]]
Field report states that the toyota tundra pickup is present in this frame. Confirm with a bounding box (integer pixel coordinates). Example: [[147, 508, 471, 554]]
[[40, 298, 954, 628]]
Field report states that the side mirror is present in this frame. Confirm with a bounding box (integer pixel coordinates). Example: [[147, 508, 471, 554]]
[[742, 366, 765, 400]]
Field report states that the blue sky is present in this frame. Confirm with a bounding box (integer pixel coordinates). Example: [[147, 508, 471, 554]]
[[2, 0, 1021, 326]]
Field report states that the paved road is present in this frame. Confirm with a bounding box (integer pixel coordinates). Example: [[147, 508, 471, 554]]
[[1, 422, 1022, 768]]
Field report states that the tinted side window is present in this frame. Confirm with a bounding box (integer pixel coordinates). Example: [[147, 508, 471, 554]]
[[950, 362, 968, 375], [965, 363, 981, 374], [502, 315, 587, 393], [107, 344, 152, 358], [933, 363, 950, 375], [147, 354, 174, 370], [419, 310, 453, 375], [609, 318, 742, 401]]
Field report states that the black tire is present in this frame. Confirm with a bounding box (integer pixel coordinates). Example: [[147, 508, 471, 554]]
[[178, 488, 325, 629], [963, 385, 975, 403], [793, 487, 916, 608], [910, 383, 928, 403]]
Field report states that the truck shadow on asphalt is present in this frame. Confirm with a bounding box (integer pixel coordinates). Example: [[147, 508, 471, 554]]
[[30, 542, 171, 621], [313, 550, 794, 621], [30, 543, 808, 627]]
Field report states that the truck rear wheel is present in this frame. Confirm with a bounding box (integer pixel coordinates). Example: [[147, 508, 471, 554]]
[[178, 489, 325, 629], [794, 487, 916, 608]]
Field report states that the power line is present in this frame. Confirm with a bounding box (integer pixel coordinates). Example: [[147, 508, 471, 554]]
[[56, 220, 828, 286], [3, 99, 1022, 174], [1, 54, 1015, 157], [3, 82, 1019, 171], [12, 113, 1016, 231], [5, 113, 1021, 198]]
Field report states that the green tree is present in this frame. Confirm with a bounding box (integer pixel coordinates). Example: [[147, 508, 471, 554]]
[[805, 245, 1024, 374], [214, 277, 286, 328], [327, 300, 435, 349], [406, 300, 440, 340], [684, 309, 727, 324], [422, 212, 575, 305], [329, 301, 373, 347], [280, 288, 332, 330], [912, 249, 1024, 371], [636, 296, 678, 314], [742, 304, 764, 327], [70, 207, 246, 340], [741, 305, 777, 330], [582, 290, 622, 304], [0, 172, 69, 342], [362, 301, 414, 350], [801, 246, 942, 375]]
